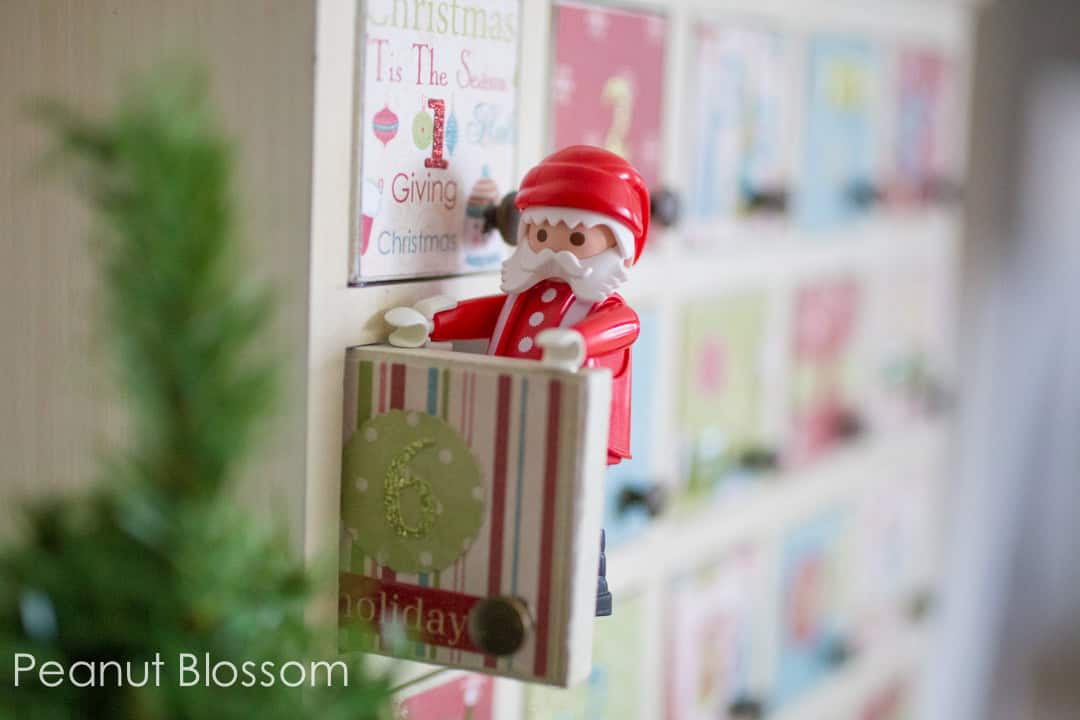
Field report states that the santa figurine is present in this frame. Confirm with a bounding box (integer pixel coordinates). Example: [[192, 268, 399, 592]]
[[385, 146, 647, 617], [385, 145, 647, 465]]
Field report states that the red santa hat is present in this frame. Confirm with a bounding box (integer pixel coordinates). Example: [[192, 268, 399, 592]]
[[515, 145, 650, 264]]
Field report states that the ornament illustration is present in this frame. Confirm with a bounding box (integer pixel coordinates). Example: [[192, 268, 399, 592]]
[[412, 108, 434, 149], [446, 110, 459, 156], [372, 105, 399, 146]]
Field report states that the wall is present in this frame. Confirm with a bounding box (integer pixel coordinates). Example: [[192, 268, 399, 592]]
[[0, 0, 317, 543], [926, 2, 1080, 719]]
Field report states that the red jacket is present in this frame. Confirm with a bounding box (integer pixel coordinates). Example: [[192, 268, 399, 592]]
[[431, 280, 638, 464]]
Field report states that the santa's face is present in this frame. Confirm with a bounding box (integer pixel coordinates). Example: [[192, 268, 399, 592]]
[[500, 226, 629, 303], [524, 220, 624, 262]]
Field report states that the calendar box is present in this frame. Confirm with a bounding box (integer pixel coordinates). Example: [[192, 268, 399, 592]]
[[686, 22, 789, 233], [787, 277, 863, 467], [666, 545, 764, 720], [773, 509, 855, 708], [550, 2, 667, 189], [678, 291, 772, 504], [890, 47, 950, 206], [338, 345, 611, 686], [797, 36, 881, 229], [350, 0, 519, 283]]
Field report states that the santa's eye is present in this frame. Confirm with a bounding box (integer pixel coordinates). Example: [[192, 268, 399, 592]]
[[570, 231, 586, 246], [536, 229, 548, 242]]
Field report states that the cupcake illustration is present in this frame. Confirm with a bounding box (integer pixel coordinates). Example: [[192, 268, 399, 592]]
[[463, 170, 499, 248]]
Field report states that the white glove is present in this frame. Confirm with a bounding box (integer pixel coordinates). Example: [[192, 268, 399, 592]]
[[536, 329, 586, 372], [414, 295, 457, 320], [384, 296, 458, 348]]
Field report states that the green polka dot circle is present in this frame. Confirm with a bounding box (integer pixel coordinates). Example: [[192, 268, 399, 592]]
[[342, 410, 485, 573], [411, 110, 433, 149]]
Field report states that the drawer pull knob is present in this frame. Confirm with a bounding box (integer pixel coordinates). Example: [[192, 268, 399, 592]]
[[617, 482, 668, 518], [467, 596, 530, 656]]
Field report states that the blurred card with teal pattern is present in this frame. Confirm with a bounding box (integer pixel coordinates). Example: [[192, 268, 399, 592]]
[[773, 509, 854, 708], [688, 22, 788, 224]]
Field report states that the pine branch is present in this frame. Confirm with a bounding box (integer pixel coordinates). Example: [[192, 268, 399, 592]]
[[38, 66, 276, 499], [1, 66, 391, 720]]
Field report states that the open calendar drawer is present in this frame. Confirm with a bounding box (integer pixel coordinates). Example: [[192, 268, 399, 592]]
[[338, 345, 612, 686]]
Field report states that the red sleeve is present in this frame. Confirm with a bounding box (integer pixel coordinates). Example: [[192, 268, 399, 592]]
[[571, 295, 639, 357], [431, 294, 507, 342]]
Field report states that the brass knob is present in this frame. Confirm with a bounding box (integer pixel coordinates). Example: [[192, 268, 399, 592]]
[[824, 636, 856, 668], [729, 696, 766, 719], [736, 447, 780, 472], [467, 596, 530, 656], [482, 192, 521, 246], [650, 186, 681, 227], [847, 178, 883, 209], [617, 482, 668, 518], [834, 408, 865, 441], [743, 187, 788, 213]]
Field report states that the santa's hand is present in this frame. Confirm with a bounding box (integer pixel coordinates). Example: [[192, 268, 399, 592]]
[[384, 306, 431, 348], [385, 296, 458, 348], [414, 295, 457, 321], [536, 329, 586, 372]]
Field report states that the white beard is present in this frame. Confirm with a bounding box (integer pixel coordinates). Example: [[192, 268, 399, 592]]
[[500, 244, 628, 302]]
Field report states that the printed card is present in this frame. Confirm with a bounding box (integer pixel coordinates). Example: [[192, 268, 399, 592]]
[[788, 277, 863, 467], [852, 465, 919, 644], [351, 0, 519, 282], [797, 36, 880, 228], [891, 47, 948, 205], [773, 509, 854, 708], [396, 673, 495, 720], [551, 2, 667, 188], [666, 546, 762, 720], [864, 261, 950, 431], [687, 23, 788, 228], [338, 346, 611, 686], [859, 677, 912, 720], [525, 591, 647, 719], [679, 292, 770, 504]]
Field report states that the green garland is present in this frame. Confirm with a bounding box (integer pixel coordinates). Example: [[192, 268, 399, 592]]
[[0, 67, 391, 719]]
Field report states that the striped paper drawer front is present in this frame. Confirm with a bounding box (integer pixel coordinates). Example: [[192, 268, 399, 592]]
[[339, 346, 611, 686]]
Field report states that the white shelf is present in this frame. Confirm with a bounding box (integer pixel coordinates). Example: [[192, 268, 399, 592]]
[[622, 209, 961, 305], [608, 418, 948, 594]]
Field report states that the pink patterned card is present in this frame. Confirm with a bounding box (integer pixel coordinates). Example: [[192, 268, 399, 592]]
[[891, 47, 948, 205], [397, 674, 494, 720], [551, 2, 667, 188], [788, 277, 862, 466]]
